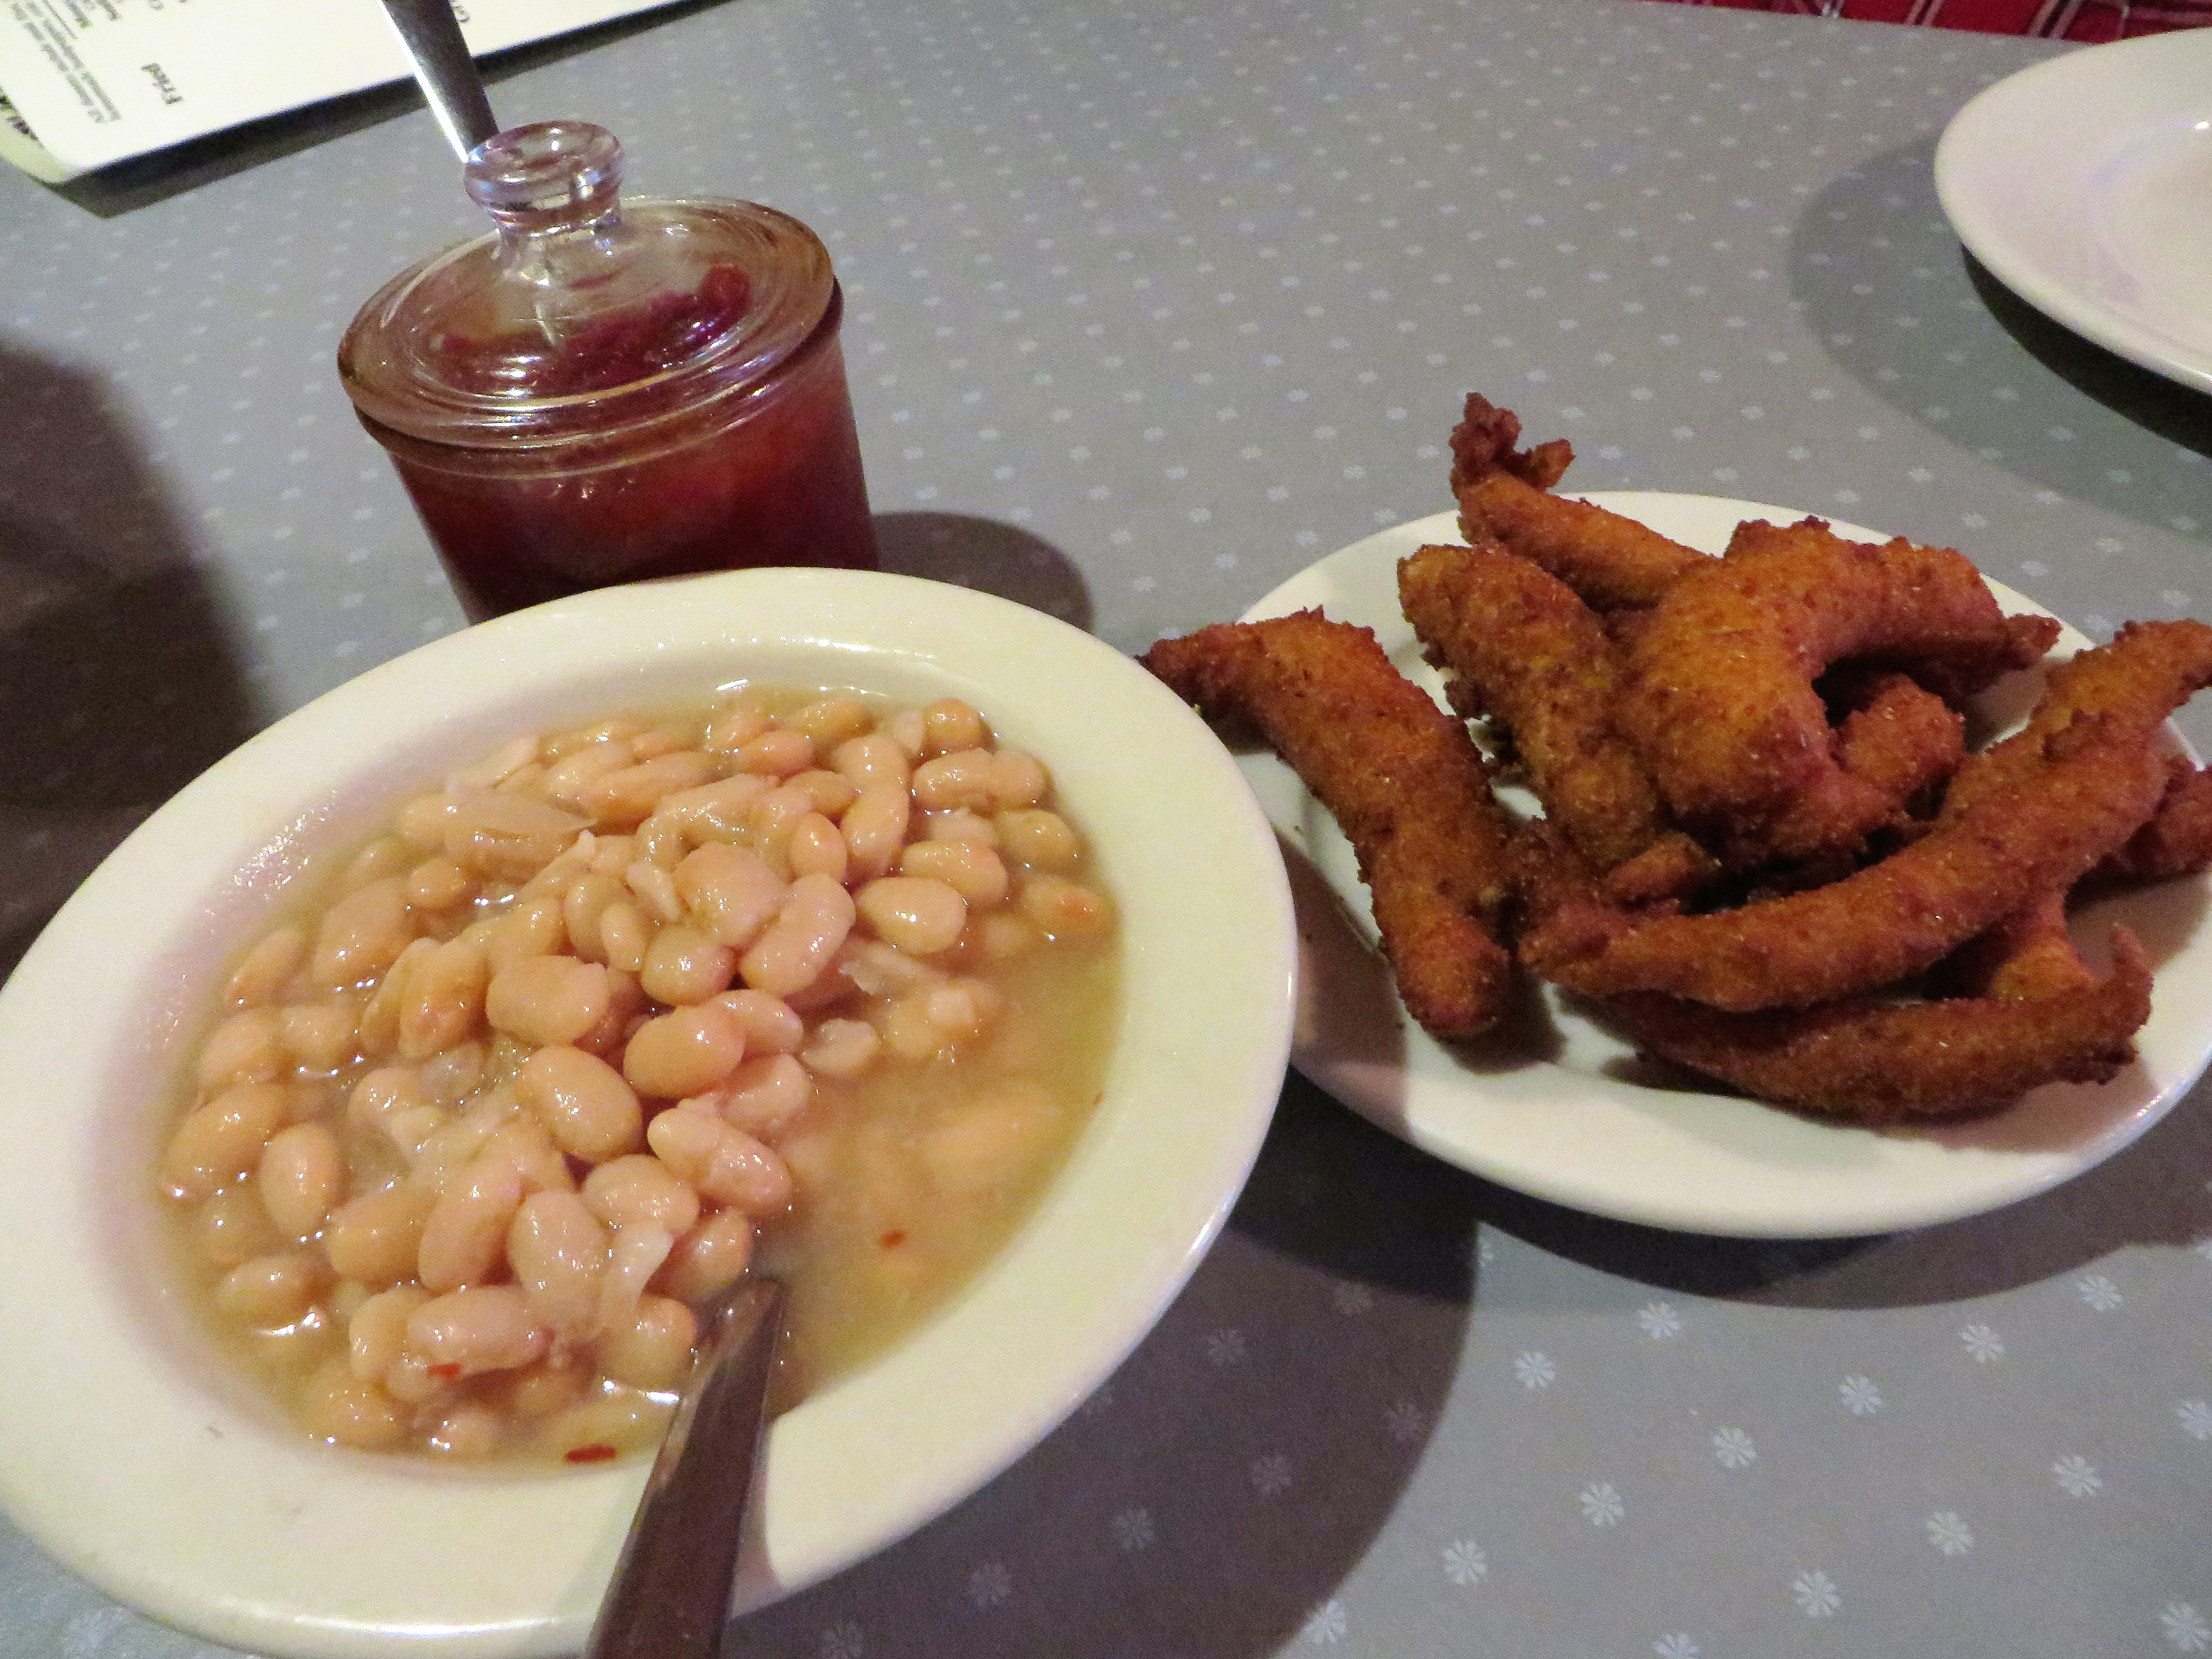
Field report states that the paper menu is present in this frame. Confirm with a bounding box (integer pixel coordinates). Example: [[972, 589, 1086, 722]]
[[0, 0, 685, 182]]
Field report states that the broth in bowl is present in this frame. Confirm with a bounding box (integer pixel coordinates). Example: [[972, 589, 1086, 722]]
[[159, 684, 1118, 1465]]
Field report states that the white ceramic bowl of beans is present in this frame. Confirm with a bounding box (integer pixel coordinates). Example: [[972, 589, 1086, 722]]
[[0, 567, 1296, 1659]]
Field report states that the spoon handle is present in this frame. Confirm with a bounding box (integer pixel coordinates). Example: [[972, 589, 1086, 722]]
[[586, 1280, 785, 1659], [378, 0, 499, 160]]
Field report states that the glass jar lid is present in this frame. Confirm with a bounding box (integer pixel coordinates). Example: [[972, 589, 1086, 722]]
[[338, 121, 835, 450]]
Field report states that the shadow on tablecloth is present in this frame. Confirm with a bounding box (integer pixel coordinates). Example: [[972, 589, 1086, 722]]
[[0, 341, 256, 986], [730, 1073, 1478, 1658], [1452, 1070, 2212, 1310], [1783, 135, 2212, 525], [873, 512, 1095, 634]]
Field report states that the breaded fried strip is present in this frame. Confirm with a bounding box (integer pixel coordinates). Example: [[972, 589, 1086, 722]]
[[1455, 474, 1708, 615], [1621, 517, 2027, 866], [1518, 820, 2147, 1121], [1904, 612, 2063, 703], [2100, 760, 2212, 885], [1949, 619, 2212, 814], [1830, 671, 1966, 811], [1807, 622, 2212, 1015], [1449, 395, 1705, 613], [1606, 930, 2151, 1123], [1141, 612, 1519, 1039], [1522, 718, 2170, 1011], [1447, 392, 1573, 491], [1942, 895, 2096, 1002], [1399, 543, 1679, 871]]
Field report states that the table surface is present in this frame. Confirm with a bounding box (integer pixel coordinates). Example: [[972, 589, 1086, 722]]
[[4, 0, 2210, 1655]]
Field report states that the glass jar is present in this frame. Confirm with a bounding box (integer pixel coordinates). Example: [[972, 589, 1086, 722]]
[[338, 121, 876, 620]]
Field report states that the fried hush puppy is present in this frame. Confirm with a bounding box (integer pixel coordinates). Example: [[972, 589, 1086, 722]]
[[1140, 612, 1519, 1040]]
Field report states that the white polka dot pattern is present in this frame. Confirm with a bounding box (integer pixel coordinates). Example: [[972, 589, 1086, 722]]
[[1, 0, 2209, 1655]]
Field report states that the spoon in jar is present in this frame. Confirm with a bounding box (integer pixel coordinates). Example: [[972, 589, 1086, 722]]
[[377, 0, 499, 160], [585, 1277, 785, 1659]]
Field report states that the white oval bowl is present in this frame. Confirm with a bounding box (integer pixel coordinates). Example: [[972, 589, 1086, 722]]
[[0, 568, 1296, 1658]]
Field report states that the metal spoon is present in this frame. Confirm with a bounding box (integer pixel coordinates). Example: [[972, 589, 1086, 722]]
[[377, 0, 499, 160], [586, 1278, 785, 1659]]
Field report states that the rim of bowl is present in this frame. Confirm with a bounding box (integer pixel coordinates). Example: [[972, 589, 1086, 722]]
[[0, 567, 1296, 1658]]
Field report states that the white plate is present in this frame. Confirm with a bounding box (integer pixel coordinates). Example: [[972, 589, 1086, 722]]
[[0, 567, 1296, 1657], [1934, 30, 2212, 394], [1242, 495, 2212, 1238]]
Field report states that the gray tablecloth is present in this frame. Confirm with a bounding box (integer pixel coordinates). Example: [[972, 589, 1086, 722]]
[[3, 0, 2208, 1655]]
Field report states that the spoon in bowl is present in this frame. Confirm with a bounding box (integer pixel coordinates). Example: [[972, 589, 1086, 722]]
[[585, 1277, 785, 1659]]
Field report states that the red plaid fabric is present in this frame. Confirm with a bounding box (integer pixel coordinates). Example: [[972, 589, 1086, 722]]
[[1657, 0, 2209, 40]]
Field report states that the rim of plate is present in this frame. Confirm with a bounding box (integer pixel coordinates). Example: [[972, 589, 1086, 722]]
[[1241, 495, 2212, 1238], [1933, 30, 2212, 396], [0, 566, 1296, 1657]]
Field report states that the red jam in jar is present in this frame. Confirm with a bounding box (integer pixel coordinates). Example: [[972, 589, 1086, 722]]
[[338, 121, 875, 620]]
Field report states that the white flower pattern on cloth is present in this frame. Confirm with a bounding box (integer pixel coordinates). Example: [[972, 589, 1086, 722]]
[[1926, 1512, 1974, 1555], [1302, 1600, 1348, 1645], [1839, 1375, 1885, 1416], [10, 8, 2212, 1659], [1515, 1352, 1557, 1390], [1579, 1483, 1625, 1526], [59, 1608, 132, 1657], [1384, 1400, 1426, 1443], [966, 1561, 1013, 1610], [1250, 1454, 1294, 1499], [1110, 1507, 1155, 1552], [2164, 1604, 2212, 1653], [1792, 1570, 1842, 1618], [1636, 1301, 1683, 1339], [2077, 1274, 2125, 1311], [1712, 1427, 1757, 1469], [2052, 1455, 2104, 1496], [1443, 1540, 1489, 1587]]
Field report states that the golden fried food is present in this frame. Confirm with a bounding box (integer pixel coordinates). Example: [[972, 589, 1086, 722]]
[[1150, 392, 2206, 1124], [1516, 819, 2147, 1121], [1951, 619, 2212, 813], [1522, 716, 2171, 1011], [1905, 612, 2065, 704], [1827, 670, 1966, 818], [1605, 930, 2151, 1122], [1398, 542, 1703, 885], [1449, 394, 1705, 612], [1140, 612, 1519, 1039], [1940, 895, 2096, 1002], [2101, 759, 2212, 885], [1447, 392, 1573, 491], [1620, 517, 2036, 866]]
